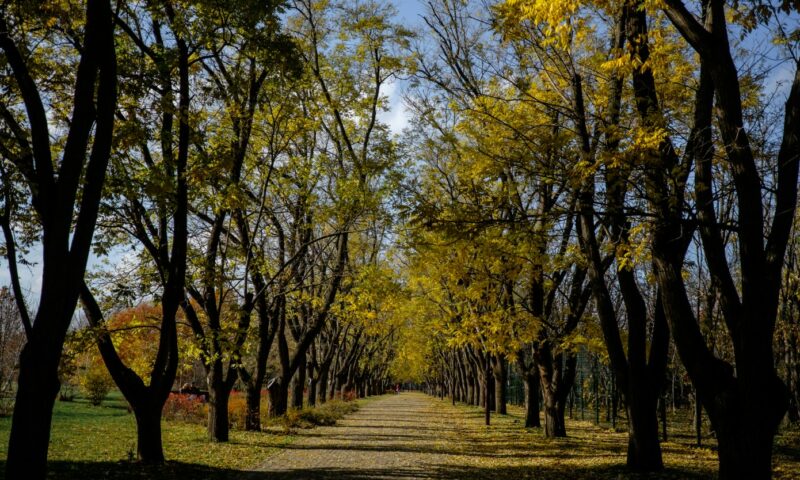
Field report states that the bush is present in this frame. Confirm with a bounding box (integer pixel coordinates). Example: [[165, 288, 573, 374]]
[[0, 394, 14, 417], [281, 399, 360, 429], [163, 390, 262, 429], [59, 383, 77, 402], [163, 393, 206, 424], [80, 366, 114, 406], [228, 391, 247, 429]]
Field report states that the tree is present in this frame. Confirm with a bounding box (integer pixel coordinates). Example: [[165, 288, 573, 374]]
[[76, 0, 193, 461], [0, 288, 25, 412], [260, 0, 408, 417], [0, 1, 117, 477], [411, 0, 601, 435], [647, 0, 800, 477]]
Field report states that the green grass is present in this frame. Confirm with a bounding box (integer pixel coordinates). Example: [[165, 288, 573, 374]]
[[436, 398, 800, 480], [0, 392, 297, 479], [0, 391, 377, 479]]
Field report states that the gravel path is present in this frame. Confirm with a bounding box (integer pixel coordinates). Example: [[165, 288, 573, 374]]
[[250, 392, 477, 479], [246, 391, 735, 480]]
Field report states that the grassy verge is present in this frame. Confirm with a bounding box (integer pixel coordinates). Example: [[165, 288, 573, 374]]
[[0, 391, 369, 479], [437, 398, 800, 480]]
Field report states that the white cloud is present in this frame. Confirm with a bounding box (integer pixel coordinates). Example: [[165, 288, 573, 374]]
[[0, 243, 43, 308], [380, 79, 411, 135], [767, 63, 795, 100]]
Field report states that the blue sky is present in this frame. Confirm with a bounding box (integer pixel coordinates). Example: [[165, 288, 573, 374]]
[[0, 1, 429, 306], [2, 0, 797, 306]]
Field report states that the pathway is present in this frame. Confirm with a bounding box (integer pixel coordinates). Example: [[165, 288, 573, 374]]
[[251, 392, 486, 479], [248, 391, 656, 480]]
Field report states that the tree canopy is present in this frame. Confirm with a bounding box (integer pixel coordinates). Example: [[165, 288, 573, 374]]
[[0, 0, 798, 479]]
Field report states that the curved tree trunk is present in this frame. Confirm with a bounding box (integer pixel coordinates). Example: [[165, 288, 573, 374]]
[[2, 0, 117, 476]]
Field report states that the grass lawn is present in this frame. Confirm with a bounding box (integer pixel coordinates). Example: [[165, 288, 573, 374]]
[[441, 398, 800, 480], [0, 391, 298, 480]]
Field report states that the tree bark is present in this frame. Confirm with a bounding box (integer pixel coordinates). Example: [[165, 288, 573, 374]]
[[484, 362, 491, 426], [542, 384, 566, 437], [493, 356, 507, 415], [308, 376, 318, 407], [6, 342, 61, 479], [319, 367, 330, 404], [625, 386, 663, 471], [523, 369, 541, 428], [269, 380, 289, 417], [716, 416, 776, 480], [207, 375, 230, 442], [2, 0, 117, 476], [134, 404, 165, 463], [245, 384, 262, 431], [292, 354, 307, 409], [654, 1, 800, 478]]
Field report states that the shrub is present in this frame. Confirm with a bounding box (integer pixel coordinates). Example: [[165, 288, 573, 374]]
[[0, 394, 14, 416], [342, 390, 357, 401], [280, 399, 360, 429], [80, 366, 114, 406], [228, 391, 248, 429], [163, 393, 206, 424], [59, 383, 77, 402]]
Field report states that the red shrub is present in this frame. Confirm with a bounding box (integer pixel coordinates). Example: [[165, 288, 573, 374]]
[[162, 393, 206, 424]]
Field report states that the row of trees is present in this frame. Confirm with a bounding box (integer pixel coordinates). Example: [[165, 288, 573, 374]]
[[1, 0, 799, 479], [399, 0, 799, 479], [0, 0, 409, 478]]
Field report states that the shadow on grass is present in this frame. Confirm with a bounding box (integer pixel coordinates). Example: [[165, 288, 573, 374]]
[[0, 460, 250, 480], [0, 461, 714, 480], [252, 464, 713, 480]]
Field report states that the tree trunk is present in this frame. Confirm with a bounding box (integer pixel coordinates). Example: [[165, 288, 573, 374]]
[[484, 369, 491, 426], [488, 372, 496, 412], [207, 381, 230, 442], [330, 372, 340, 401], [717, 427, 774, 480], [245, 385, 261, 431], [269, 381, 289, 417], [134, 404, 165, 463], [2, 0, 117, 475], [542, 386, 566, 437], [450, 368, 456, 404], [318, 367, 329, 404], [308, 376, 317, 407], [292, 354, 306, 409], [625, 391, 663, 471], [523, 371, 541, 428], [477, 376, 485, 408], [703, 374, 787, 480], [493, 356, 507, 415], [6, 343, 61, 480], [695, 392, 702, 446]]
